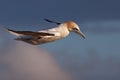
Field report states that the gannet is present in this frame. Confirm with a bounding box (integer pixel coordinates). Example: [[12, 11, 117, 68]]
[[7, 19, 85, 45]]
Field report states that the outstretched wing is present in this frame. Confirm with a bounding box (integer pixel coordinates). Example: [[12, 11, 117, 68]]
[[44, 19, 61, 25], [7, 29, 55, 37]]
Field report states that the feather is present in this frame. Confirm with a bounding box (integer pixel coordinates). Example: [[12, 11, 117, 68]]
[[7, 29, 55, 37]]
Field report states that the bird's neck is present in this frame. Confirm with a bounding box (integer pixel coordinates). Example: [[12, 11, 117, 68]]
[[48, 24, 70, 38], [56, 24, 70, 38]]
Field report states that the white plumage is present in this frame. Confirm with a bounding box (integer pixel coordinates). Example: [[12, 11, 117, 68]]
[[7, 19, 85, 45]]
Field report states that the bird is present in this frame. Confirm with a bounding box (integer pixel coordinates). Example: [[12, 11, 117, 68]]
[[7, 19, 86, 45]]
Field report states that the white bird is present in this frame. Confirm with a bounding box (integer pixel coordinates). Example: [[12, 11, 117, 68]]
[[7, 19, 86, 45]]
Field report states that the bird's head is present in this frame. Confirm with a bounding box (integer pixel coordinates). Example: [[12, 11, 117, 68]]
[[65, 21, 86, 39]]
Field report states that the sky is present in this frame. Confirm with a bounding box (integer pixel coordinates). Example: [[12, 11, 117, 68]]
[[0, 0, 120, 80], [0, 0, 120, 24]]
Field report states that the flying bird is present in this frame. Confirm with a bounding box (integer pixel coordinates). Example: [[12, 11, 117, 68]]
[[7, 19, 86, 45]]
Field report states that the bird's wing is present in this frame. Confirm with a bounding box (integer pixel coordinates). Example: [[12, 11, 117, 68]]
[[44, 19, 61, 25], [7, 29, 55, 37]]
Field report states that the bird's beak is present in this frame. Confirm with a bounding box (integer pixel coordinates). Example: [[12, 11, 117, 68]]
[[75, 30, 86, 39]]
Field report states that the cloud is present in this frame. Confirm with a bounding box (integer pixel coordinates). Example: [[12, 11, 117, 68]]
[[0, 42, 70, 80]]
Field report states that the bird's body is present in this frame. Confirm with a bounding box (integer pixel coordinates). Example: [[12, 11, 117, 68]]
[[7, 19, 85, 45]]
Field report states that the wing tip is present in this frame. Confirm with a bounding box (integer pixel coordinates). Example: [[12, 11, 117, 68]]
[[7, 28, 14, 31], [6, 28, 21, 36], [44, 18, 61, 25]]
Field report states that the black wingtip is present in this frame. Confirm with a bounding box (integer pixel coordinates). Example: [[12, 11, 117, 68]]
[[44, 18, 61, 25], [44, 19, 52, 22], [7, 28, 14, 32], [6, 28, 11, 31]]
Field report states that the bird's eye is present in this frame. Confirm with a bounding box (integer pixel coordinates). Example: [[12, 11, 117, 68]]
[[72, 28, 79, 31]]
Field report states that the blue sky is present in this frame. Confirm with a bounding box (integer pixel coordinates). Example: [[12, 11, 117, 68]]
[[0, 0, 120, 80], [0, 0, 120, 24]]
